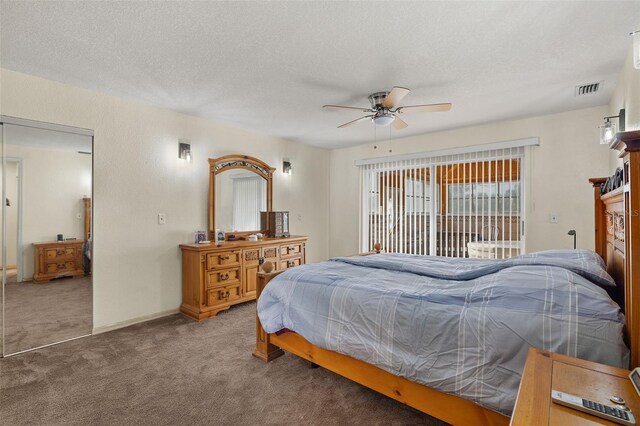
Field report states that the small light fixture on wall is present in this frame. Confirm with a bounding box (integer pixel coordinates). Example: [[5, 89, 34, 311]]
[[632, 30, 640, 70], [599, 108, 625, 145], [567, 229, 576, 250], [283, 159, 292, 175], [178, 139, 192, 162]]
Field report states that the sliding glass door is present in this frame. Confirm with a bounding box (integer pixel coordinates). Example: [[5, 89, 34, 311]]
[[359, 144, 527, 259]]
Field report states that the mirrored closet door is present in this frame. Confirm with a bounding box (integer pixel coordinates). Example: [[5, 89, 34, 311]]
[[1, 117, 93, 356]]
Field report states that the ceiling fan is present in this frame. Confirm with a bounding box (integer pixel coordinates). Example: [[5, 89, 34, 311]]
[[323, 86, 451, 129]]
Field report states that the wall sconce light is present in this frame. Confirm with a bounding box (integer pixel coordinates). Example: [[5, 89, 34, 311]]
[[632, 30, 640, 70], [599, 109, 625, 145], [283, 159, 292, 175], [178, 139, 192, 162]]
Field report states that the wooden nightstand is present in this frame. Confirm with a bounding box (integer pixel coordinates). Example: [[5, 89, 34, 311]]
[[511, 348, 638, 425]]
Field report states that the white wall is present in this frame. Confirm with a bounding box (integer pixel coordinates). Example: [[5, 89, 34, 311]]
[[2, 141, 92, 279], [0, 68, 330, 331], [0, 161, 18, 268], [329, 106, 611, 257], [609, 46, 640, 172]]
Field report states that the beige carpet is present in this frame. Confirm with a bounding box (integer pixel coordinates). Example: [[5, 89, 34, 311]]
[[0, 302, 448, 425], [3, 272, 92, 355]]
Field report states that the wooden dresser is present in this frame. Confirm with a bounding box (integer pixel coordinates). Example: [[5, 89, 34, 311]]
[[33, 240, 85, 283], [180, 235, 307, 320]]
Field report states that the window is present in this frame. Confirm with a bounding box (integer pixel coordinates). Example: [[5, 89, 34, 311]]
[[404, 178, 436, 214], [448, 181, 520, 215]]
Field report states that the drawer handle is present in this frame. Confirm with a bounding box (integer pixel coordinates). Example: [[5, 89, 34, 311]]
[[288, 246, 297, 251], [219, 290, 231, 299], [219, 255, 231, 261], [288, 260, 295, 267], [56, 250, 65, 256], [220, 272, 229, 281]]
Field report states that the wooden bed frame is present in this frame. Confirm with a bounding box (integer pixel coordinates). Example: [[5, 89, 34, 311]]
[[253, 131, 640, 425]]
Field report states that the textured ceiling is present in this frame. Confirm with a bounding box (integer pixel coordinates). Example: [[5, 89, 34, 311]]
[[1, 1, 639, 149]]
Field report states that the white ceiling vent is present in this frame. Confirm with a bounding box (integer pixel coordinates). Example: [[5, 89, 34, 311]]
[[575, 81, 602, 96]]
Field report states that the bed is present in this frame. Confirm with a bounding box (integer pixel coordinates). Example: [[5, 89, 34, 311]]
[[253, 130, 640, 425]]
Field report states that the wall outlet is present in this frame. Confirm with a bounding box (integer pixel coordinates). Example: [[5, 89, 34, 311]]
[[158, 213, 166, 225], [549, 213, 559, 224], [297, 213, 302, 221]]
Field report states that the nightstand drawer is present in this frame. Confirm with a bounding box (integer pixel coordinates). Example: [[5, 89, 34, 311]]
[[45, 261, 76, 274], [206, 285, 241, 306], [45, 246, 77, 260], [206, 268, 240, 288], [206, 251, 241, 270]]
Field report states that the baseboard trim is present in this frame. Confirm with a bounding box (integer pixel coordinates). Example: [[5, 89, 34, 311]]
[[92, 308, 180, 335]]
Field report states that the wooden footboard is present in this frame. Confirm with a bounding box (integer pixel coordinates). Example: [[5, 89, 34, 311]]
[[252, 254, 509, 425]]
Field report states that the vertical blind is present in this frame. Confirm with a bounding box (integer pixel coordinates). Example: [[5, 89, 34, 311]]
[[359, 146, 526, 259], [232, 176, 266, 231]]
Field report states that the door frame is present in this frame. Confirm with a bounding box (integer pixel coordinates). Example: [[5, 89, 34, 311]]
[[0, 116, 94, 357], [2, 156, 24, 282]]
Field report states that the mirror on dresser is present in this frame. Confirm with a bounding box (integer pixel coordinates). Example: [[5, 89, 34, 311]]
[[209, 155, 273, 238], [0, 117, 93, 356]]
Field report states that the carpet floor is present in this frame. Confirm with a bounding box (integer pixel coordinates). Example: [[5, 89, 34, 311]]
[[0, 302, 447, 425], [3, 273, 92, 355]]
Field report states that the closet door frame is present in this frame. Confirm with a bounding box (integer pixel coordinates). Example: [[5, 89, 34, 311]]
[[0, 116, 94, 357]]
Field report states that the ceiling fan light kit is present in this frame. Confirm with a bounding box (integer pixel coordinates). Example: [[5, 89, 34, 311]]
[[323, 86, 452, 129], [373, 114, 395, 127]]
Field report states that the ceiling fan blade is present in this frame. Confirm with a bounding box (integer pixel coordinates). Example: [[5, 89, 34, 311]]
[[382, 86, 410, 109], [392, 115, 408, 129], [337, 115, 374, 128], [396, 103, 452, 113], [323, 104, 374, 112]]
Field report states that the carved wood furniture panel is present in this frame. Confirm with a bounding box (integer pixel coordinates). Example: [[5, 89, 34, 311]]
[[180, 236, 307, 320], [33, 240, 85, 283], [591, 130, 640, 368]]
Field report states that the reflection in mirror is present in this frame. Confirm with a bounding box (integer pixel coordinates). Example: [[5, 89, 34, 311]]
[[0, 124, 3, 354], [215, 170, 267, 232], [2, 122, 92, 355]]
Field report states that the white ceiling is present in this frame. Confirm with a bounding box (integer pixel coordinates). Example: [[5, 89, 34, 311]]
[[1, 1, 639, 149]]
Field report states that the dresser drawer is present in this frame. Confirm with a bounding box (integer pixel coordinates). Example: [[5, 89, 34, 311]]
[[206, 268, 240, 288], [206, 284, 241, 307], [280, 243, 302, 259], [206, 251, 241, 270], [45, 261, 76, 274], [45, 246, 77, 260], [280, 257, 302, 270]]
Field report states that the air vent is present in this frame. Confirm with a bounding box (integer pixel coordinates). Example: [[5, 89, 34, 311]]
[[575, 81, 602, 96]]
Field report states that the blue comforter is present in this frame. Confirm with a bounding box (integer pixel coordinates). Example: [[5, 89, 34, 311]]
[[257, 250, 629, 415]]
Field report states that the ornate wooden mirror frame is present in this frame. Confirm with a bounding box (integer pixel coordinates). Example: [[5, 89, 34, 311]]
[[209, 154, 275, 239]]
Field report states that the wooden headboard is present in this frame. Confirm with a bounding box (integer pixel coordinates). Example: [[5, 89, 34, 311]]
[[591, 130, 640, 368]]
